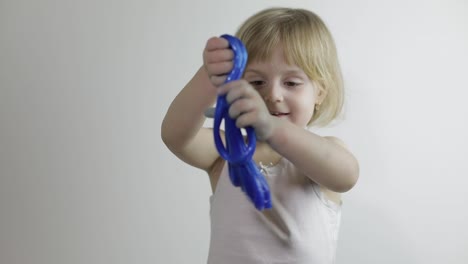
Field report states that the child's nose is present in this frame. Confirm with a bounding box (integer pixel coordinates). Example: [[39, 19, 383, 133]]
[[264, 83, 284, 103]]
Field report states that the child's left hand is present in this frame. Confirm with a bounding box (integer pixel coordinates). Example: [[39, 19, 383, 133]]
[[217, 79, 278, 141]]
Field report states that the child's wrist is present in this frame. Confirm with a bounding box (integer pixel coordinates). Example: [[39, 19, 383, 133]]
[[264, 118, 286, 146]]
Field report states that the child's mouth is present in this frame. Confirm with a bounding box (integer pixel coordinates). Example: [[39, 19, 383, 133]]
[[271, 112, 290, 117]]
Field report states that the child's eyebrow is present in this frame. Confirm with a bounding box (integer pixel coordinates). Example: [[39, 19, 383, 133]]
[[244, 69, 264, 75], [282, 70, 306, 76], [245, 68, 306, 77], [244, 69, 306, 78]]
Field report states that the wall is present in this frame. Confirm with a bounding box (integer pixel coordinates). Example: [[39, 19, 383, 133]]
[[1, 0, 467, 263]]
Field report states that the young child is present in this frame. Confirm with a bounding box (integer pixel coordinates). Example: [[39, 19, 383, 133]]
[[161, 7, 359, 264]]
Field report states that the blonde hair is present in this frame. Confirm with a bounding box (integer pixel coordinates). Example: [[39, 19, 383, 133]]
[[235, 7, 344, 126]]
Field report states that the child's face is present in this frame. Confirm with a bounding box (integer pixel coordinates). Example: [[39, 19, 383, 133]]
[[244, 45, 323, 128]]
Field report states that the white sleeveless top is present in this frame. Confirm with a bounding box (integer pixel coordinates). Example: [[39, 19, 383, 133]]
[[207, 158, 342, 264]]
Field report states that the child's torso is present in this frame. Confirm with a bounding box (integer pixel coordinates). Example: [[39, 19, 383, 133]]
[[207, 157, 342, 264]]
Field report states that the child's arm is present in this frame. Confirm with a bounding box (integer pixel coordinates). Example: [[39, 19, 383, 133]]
[[267, 123, 359, 193], [161, 67, 218, 171], [161, 37, 233, 172]]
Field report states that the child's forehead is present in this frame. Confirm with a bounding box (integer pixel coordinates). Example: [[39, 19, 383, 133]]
[[247, 45, 299, 67], [245, 60, 307, 78], [247, 58, 296, 68]]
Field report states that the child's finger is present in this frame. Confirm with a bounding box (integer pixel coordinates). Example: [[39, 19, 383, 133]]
[[235, 111, 256, 129], [217, 80, 246, 95], [228, 98, 255, 120], [205, 37, 229, 51], [225, 82, 256, 105], [205, 61, 233, 76], [205, 49, 234, 63], [210, 75, 227, 87]]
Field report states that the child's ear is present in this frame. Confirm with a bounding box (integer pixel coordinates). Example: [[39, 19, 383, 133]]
[[315, 83, 327, 105]]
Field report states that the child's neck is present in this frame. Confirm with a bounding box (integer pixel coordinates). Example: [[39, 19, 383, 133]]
[[254, 142, 282, 166]]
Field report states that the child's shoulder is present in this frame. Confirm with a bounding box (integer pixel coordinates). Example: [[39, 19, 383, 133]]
[[323, 136, 350, 151]]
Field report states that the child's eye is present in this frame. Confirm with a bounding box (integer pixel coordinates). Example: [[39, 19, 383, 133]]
[[284, 81, 301, 87], [249, 80, 265, 86]]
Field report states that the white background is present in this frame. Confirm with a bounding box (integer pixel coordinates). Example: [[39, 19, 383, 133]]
[[1, 0, 467, 263]]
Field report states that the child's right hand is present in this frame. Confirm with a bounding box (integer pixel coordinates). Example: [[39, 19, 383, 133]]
[[203, 37, 235, 87]]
